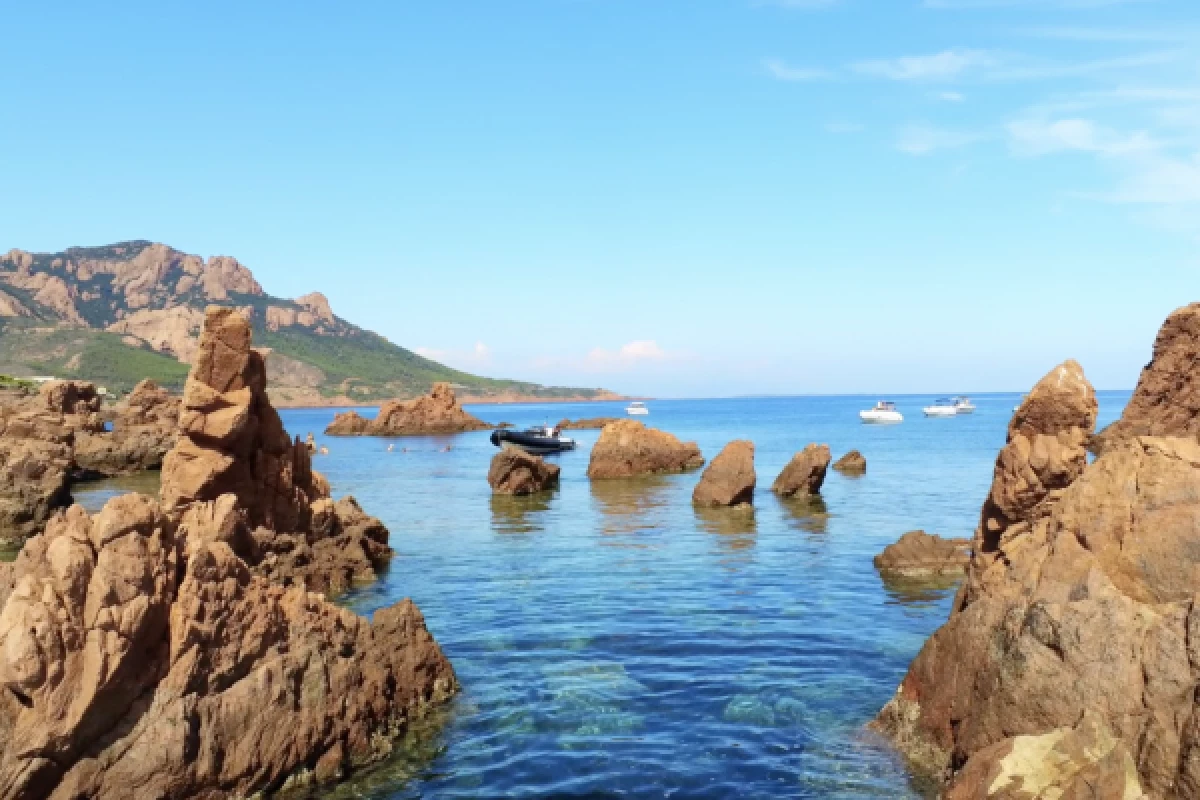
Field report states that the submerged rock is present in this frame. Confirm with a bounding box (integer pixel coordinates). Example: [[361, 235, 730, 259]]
[[557, 416, 622, 430], [325, 382, 491, 436], [873, 530, 970, 578], [693, 440, 756, 507], [586, 420, 704, 479], [832, 450, 866, 475], [771, 443, 831, 497], [1092, 302, 1200, 454], [488, 448, 561, 495]]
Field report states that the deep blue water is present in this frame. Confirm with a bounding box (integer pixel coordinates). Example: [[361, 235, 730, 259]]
[[77, 392, 1130, 798]]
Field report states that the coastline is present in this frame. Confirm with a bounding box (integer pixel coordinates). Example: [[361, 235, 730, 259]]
[[268, 389, 635, 409]]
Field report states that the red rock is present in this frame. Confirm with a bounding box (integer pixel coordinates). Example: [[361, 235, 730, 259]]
[[586, 420, 704, 479], [873, 530, 971, 577], [771, 443, 831, 497], [74, 379, 181, 475], [557, 416, 622, 430], [488, 448, 561, 495], [692, 440, 756, 507], [325, 383, 490, 436], [832, 450, 866, 474]]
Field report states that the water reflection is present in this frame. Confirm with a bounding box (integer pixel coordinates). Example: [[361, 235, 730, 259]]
[[878, 571, 964, 609], [71, 471, 163, 513], [694, 505, 757, 566], [588, 475, 674, 538], [779, 495, 830, 534], [489, 493, 552, 535]]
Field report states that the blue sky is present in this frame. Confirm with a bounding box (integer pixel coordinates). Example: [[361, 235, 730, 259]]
[[3, 1, 1198, 397]]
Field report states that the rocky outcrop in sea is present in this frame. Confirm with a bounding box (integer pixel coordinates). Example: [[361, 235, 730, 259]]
[[586, 420, 705, 479], [0, 306, 456, 799], [873, 530, 971, 578], [488, 448, 561, 495], [771, 443, 831, 498], [873, 322, 1200, 797], [832, 450, 866, 474], [325, 382, 491, 436], [693, 440, 756, 507], [557, 416, 622, 430]]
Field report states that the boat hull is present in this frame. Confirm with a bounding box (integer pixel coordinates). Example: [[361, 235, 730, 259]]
[[923, 407, 957, 418], [860, 411, 903, 424], [490, 429, 577, 454]]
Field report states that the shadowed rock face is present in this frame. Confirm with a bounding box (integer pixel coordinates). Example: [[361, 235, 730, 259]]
[[325, 383, 491, 436], [771, 443, 831, 498], [488, 448, 561, 495], [75, 379, 181, 475], [1093, 302, 1200, 455], [692, 440, 756, 507], [873, 530, 971, 578], [832, 450, 866, 475], [586, 420, 704, 479], [872, 352, 1200, 798]]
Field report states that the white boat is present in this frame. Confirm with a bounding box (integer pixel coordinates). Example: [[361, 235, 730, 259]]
[[923, 398, 958, 417], [860, 400, 903, 424], [626, 401, 649, 416], [953, 396, 976, 414]]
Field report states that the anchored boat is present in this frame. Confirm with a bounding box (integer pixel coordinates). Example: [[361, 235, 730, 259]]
[[626, 401, 649, 416], [923, 398, 958, 418], [953, 396, 976, 414], [490, 425, 577, 454], [860, 401, 903, 424]]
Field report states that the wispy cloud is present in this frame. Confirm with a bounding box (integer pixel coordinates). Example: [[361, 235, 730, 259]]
[[937, 91, 966, 102], [924, 0, 1153, 8], [1016, 26, 1199, 43], [896, 124, 984, 155], [853, 48, 997, 82], [762, 58, 832, 82], [533, 341, 682, 374], [1007, 118, 1158, 157], [415, 341, 492, 368], [754, 0, 842, 7]]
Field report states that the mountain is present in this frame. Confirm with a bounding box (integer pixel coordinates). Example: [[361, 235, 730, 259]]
[[0, 241, 617, 404]]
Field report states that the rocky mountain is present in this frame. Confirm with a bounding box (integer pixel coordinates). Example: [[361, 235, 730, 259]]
[[0, 241, 616, 404]]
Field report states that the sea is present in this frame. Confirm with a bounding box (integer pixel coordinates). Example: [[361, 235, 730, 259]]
[[72, 391, 1131, 799]]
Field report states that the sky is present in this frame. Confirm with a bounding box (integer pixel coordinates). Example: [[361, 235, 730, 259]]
[[2, 1, 1199, 397]]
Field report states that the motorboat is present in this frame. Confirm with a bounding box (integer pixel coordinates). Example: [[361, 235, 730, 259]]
[[490, 425, 577, 454], [923, 398, 958, 418], [626, 401, 649, 416], [953, 396, 976, 414], [860, 400, 903, 424]]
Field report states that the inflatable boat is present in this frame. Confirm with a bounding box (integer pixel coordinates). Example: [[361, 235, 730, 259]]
[[490, 425, 577, 454]]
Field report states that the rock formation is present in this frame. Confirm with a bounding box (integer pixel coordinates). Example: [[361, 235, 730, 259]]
[[873, 530, 971, 578], [586, 420, 705, 479], [869, 357, 1200, 797], [692, 440, 756, 507], [832, 450, 866, 474], [1092, 302, 1200, 455], [557, 416, 622, 430], [74, 379, 181, 475], [771, 443, 831, 497], [488, 448, 561, 495], [325, 383, 491, 436], [0, 495, 455, 800]]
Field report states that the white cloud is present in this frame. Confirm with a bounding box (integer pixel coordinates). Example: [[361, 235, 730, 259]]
[[533, 340, 679, 374], [853, 48, 997, 82], [897, 124, 983, 155], [587, 340, 667, 366], [937, 91, 966, 102], [1007, 118, 1158, 157], [763, 58, 832, 82], [415, 341, 491, 368]]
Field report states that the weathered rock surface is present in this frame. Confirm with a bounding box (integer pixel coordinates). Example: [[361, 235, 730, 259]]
[[106, 306, 206, 362], [325, 382, 491, 436], [488, 448, 561, 495], [832, 450, 866, 474], [870, 359, 1200, 798], [692, 440, 756, 507], [771, 443, 831, 497], [74, 379, 180, 475], [586, 420, 705, 479], [557, 416, 622, 430], [0, 495, 455, 800], [161, 306, 391, 593], [873, 530, 971, 577], [1093, 302, 1200, 455]]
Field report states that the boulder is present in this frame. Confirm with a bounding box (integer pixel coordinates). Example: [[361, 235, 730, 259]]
[[74, 379, 181, 475], [0, 495, 455, 800], [38, 380, 101, 416], [871, 357, 1200, 797], [692, 440, 756, 507], [586, 420, 704, 479], [873, 530, 971, 578], [832, 450, 866, 474], [488, 448, 561, 495], [771, 443, 831, 497], [324, 383, 490, 436], [1093, 302, 1200, 454], [0, 396, 79, 548]]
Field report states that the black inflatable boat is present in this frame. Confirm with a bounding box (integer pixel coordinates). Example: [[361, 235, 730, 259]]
[[490, 425, 577, 454]]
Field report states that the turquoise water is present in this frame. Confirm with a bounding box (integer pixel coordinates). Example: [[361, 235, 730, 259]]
[[73, 392, 1130, 797]]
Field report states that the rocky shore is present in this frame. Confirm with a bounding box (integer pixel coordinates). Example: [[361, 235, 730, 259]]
[[0, 307, 456, 799], [325, 382, 491, 436], [873, 309, 1200, 797]]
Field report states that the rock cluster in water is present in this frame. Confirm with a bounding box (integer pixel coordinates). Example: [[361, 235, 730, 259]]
[[557, 416, 622, 430], [693, 440, 756, 507], [873, 323, 1200, 797], [325, 382, 491, 436], [873, 530, 971, 578], [586, 420, 705, 479], [488, 447, 561, 495], [771, 443, 831, 498], [75, 378, 180, 476], [832, 449, 866, 474], [0, 306, 456, 799]]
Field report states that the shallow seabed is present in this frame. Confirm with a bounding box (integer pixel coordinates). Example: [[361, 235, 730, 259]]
[[81, 392, 1130, 798]]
